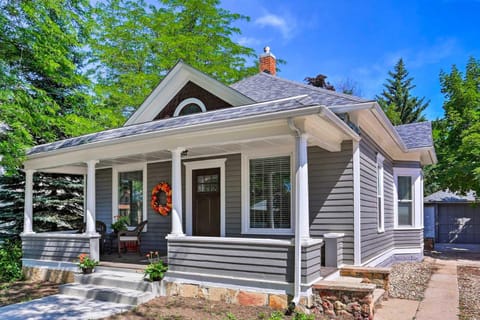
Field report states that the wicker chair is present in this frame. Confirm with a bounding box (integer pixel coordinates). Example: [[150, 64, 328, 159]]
[[117, 220, 148, 257]]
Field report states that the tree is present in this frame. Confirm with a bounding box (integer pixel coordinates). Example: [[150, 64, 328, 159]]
[[376, 58, 428, 125], [426, 57, 480, 195], [89, 0, 257, 116], [336, 77, 362, 96], [304, 74, 335, 91]]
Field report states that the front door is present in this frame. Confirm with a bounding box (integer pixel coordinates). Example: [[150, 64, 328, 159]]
[[192, 168, 221, 236]]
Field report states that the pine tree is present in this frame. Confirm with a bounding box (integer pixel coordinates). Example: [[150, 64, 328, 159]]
[[376, 58, 428, 125]]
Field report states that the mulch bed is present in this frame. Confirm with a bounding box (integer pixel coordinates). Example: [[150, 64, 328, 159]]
[[458, 265, 480, 320], [106, 296, 323, 320], [0, 281, 60, 306], [388, 258, 435, 300]]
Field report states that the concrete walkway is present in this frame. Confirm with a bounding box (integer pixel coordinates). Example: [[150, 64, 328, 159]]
[[376, 258, 459, 320], [0, 294, 132, 320]]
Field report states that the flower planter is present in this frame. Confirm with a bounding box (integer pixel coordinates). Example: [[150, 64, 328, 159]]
[[82, 267, 94, 274]]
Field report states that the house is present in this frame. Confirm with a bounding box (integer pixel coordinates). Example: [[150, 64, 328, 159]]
[[424, 190, 479, 244], [20, 48, 436, 302]]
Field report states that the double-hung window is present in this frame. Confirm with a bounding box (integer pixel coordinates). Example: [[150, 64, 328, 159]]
[[394, 168, 422, 228], [243, 155, 293, 234], [376, 154, 385, 232]]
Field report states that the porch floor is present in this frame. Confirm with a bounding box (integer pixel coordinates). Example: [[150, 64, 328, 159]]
[[99, 252, 168, 270]]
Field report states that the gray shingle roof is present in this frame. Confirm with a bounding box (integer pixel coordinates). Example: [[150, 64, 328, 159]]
[[28, 95, 315, 155], [395, 121, 433, 149], [231, 72, 367, 106], [425, 190, 477, 203]]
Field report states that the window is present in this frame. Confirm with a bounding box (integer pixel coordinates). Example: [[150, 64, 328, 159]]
[[245, 156, 292, 233], [397, 176, 413, 226], [173, 98, 206, 117], [376, 154, 385, 232], [112, 164, 147, 230], [394, 167, 422, 229]]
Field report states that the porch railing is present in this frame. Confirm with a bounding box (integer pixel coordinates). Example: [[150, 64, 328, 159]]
[[166, 236, 323, 291]]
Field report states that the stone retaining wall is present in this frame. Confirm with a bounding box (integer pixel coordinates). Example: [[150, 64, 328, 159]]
[[23, 266, 75, 283], [165, 281, 292, 310]]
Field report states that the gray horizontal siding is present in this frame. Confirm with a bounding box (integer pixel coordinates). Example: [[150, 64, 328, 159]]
[[22, 237, 90, 262], [301, 241, 322, 284], [309, 142, 354, 264], [394, 229, 423, 248], [167, 239, 294, 283], [96, 168, 112, 228], [360, 133, 395, 264]]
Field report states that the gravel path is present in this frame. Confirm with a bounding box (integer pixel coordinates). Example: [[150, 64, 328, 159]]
[[388, 258, 435, 300], [458, 265, 480, 320]]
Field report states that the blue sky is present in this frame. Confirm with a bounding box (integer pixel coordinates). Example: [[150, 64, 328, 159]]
[[221, 0, 480, 120]]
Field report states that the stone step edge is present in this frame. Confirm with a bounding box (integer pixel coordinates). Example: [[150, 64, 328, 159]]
[[340, 266, 390, 275], [373, 288, 386, 307], [313, 281, 377, 293], [60, 283, 153, 296]]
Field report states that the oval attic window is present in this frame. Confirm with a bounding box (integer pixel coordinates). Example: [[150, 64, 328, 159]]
[[173, 98, 206, 117]]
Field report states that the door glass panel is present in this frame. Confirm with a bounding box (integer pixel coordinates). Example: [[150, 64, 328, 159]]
[[118, 170, 143, 227], [197, 174, 219, 193]]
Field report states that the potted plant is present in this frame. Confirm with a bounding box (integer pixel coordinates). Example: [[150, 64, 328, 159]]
[[144, 251, 168, 281], [111, 215, 129, 234], [78, 253, 99, 274]]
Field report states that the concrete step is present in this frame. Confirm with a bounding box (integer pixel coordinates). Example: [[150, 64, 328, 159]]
[[59, 283, 155, 305], [336, 276, 364, 283], [373, 288, 386, 307], [74, 271, 152, 292]]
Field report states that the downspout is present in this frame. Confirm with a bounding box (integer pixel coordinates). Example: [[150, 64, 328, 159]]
[[287, 118, 302, 307]]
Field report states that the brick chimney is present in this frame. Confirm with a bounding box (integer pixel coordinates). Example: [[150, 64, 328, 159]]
[[259, 46, 276, 76]]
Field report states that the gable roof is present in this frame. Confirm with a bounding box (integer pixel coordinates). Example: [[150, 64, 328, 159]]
[[395, 122, 434, 149], [231, 72, 367, 106], [425, 190, 477, 203], [28, 95, 318, 156], [125, 61, 254, 126]]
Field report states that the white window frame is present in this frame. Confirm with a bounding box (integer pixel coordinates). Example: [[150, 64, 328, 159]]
[[393, 167, 423, 229], [241, 150, 295, 235], [173, 98, 206, 117], [184, 158, 226, 237], [376, 153, 385, 233], [112, 162, 148, 232]]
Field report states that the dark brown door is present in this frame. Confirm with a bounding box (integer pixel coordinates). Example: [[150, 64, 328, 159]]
[[192, 168, 221, 236]]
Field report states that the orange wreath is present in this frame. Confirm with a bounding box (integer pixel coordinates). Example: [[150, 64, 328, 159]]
[[151, 182, 172, 216]]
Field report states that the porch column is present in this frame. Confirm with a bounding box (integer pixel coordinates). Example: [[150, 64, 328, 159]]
[[23, 169, 35, 234], [170, 147, 185, 236], [85, 160, 99, 234], [295, 133, 310, 240]]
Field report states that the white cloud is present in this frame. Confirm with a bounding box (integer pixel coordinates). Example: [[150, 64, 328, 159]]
[[237, 36, 262, 47], [254, 13, 295, 39]]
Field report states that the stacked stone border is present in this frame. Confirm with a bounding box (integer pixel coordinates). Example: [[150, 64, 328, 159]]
[[340, 266, 390, 291]]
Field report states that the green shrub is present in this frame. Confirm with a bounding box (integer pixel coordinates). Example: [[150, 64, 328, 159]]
[[268, 311, 285, 320], [0, 238, 23, 282], [293, 313, 315, 320]]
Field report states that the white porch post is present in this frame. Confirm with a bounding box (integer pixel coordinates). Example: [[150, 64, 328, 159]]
[[85, 160, 99, 234], [295, 133, 310, 240], [23, 169, 35, 234], [170, 148, 185, 236]]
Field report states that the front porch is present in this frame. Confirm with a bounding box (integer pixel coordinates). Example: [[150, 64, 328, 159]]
[[21, 106, 358, 297]]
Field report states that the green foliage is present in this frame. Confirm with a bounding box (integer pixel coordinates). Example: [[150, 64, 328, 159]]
[[426, 57, 480, 195], [0, 172, 84, 236], [89, 0, 257, 116], [78, 253, 99, 269], [376, 58, 428, 125], [0, 239, 23, 282], [293, 312, 315, 320], [111, 215, 129, 232], [144, 251, 168, 281], [268, 311, 285, 320]]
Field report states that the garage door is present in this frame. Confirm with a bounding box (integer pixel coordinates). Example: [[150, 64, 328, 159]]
[[438, 204, 480, 243]]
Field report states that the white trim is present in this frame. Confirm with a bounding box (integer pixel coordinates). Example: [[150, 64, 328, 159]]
[[173, 98, 206, 117], [353, 141, 361, 265], [184, 158, 226, 237], [393, 167, 422, 229], [166, 235, 293, 246], [241, 150, 295, 236], [376, 153, 385, 233], [111, 162, 148, 232], [22, 258, 79, 272], [362, 246, 423, 267]]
